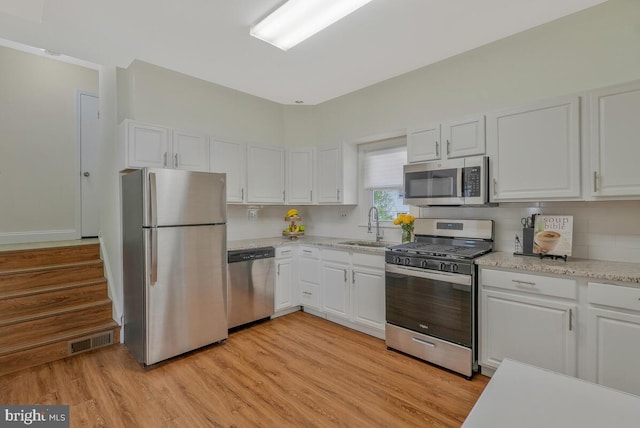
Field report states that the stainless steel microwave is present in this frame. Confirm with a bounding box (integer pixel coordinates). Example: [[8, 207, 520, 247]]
[[403, 156, 489, 206]]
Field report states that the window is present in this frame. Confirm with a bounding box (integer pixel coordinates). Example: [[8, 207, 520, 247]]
[[360, 138, 409, 223]]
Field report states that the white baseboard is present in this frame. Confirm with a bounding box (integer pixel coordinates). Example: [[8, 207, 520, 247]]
[[0, 229, 78, 245]]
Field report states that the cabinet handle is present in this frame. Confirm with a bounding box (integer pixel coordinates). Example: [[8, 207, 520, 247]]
[[174, 153, 178, 168], [593, 171, 598, 192], [337, 188, 340, 200], [447, 140, 451, 155], [569, 308, 573, 331], [435, 141, 439, 157], [163, 152, 168, 167], [512, 279, 536, 286], [241, 188, 244, 200], [277, 264, 280, 276], [412, 337, 436, 348], [283, 190, 286, 202], [310, 190, 312, 201], [303, 250, 312, 254], [344, 269, 347, 282], [302, 291, 312, 296], [493, 178, 497, 197], [352, 270, 355, 283]]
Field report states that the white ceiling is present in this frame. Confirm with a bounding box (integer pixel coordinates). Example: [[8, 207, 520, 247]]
[[0, 0, 607, 105]]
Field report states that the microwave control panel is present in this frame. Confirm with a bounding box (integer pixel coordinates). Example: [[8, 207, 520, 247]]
[[463, 166, 481, 197]]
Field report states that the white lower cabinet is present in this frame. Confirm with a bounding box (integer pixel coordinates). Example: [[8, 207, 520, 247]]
[[299, 246, 321, 311], [316, 249, 385, 338], [587, 282, 640, 395], [274, 247, 298, 315], [480, 268, 577, 376]]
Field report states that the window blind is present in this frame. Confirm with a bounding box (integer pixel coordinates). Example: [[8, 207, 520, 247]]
[[363, 145, 406, 189]]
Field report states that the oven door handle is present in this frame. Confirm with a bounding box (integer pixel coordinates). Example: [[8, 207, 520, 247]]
[[385, 264, 472, 287]]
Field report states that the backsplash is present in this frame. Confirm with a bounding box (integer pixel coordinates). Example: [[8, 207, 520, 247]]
[[227, 201, 640, 263]]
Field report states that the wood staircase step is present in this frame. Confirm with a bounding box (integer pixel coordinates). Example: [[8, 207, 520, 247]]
[[0, 243, 100, 271], [0, 323, 119, 376], [0, 301, 114, 356], [0, 260, 105, 296], [0, 283, 109, 326]]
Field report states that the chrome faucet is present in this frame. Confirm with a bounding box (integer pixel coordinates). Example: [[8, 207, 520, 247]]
[[368, 206, 384, 242]]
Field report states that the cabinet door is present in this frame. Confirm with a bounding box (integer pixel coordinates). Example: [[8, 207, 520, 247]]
[[172, 130, 209, 172], [287, 148, 314, 204], [407, 124, 441, 162], [352, 267, 385, 331], [275, 258, 294, 311], [317, 147, 341, 203], [587, 307, 640, 395], [322, 263, 349, 319], [127, 122, 170, 168], [442, 115, 485, 158], [210, 140, 246, 203], [246, 144, 285, 203], [487, 95, 580, 201], [590, 82, 640, 197], [481, 289, 577, 375]]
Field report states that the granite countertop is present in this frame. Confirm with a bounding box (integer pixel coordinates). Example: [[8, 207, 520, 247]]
[[476, 252, 640, 284], [227, 235, 394, 255]]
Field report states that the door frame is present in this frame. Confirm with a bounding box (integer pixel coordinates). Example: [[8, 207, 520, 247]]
[[75, 90, 99, 239]]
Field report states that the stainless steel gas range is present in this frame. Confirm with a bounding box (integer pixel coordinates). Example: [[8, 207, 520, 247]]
[[385, 218, 494, 378]]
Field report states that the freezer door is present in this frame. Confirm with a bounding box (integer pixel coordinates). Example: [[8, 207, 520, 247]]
[[144, 224, 227, 365], [144, 168, 226, 227]]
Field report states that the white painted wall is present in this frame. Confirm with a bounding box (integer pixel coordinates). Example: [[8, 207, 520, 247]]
[[0, 45, 98, 243], [119, 60, 284, 146]]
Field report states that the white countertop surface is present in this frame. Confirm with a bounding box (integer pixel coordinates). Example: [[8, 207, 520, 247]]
[[463, 359, 640, 428], [227, 235, 393, 255], [476, 252, 640, 284]]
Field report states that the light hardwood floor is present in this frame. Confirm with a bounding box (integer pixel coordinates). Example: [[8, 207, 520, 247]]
[[0, 312, 489, 427]]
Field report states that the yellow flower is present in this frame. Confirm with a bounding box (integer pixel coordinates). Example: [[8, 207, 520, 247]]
[[393, 217, 401, 225]]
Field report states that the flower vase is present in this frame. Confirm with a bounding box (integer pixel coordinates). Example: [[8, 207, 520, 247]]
[[401, 228, 413, 243]]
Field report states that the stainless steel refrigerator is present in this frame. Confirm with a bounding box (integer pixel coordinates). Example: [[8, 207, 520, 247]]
[[122, 168, 228, 365]]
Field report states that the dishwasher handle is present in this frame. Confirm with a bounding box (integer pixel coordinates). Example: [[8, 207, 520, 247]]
[[228, 247, 276, 263]]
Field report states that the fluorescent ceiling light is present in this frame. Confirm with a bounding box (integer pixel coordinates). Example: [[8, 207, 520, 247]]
[[251, 0, 373, 51]]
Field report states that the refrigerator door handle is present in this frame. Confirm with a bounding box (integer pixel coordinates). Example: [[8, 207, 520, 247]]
[[150, 226, 158, 285], [149, 171, 158, 227]]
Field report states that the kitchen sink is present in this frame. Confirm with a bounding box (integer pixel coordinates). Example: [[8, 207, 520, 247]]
[[338, 240, 390, 248]]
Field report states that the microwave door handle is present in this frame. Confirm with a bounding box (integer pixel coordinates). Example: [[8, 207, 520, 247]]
[[457, 168, 463, 198]]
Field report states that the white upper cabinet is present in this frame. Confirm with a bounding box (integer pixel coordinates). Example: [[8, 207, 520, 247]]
[[210, 139, 246, 203], [407, 123, 441, 162], [171, 130, 209, 172], [246, 144, 286, 203], [442, 115, 485, 159], [123, 121, 208, 172], [125, 121, 170, 169], [287, 148, 314, 204], [487, 95, 581, 201], [316, 145, 357, 204], [590, 81, 640, 198]]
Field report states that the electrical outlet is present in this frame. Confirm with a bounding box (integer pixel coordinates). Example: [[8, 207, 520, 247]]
[[248, 209, 258, 220], [339, 211, 348, 218]]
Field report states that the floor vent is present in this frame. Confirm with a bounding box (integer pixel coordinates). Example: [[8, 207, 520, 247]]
[[68, 331, 113, 355]]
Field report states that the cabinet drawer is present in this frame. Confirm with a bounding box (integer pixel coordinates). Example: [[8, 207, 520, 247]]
[[276, 247, 293, 258], [299, 246, 319, 259], [322, 248, 349, 264], [300, 282, 320, 309], [352, 252, 384, 269], [481, 268, 577, 300], [588, 282, 640, 312]]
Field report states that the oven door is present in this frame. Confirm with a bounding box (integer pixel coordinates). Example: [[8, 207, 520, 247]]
[[403, 160, 464, 206], [385, 263, 473, 347]]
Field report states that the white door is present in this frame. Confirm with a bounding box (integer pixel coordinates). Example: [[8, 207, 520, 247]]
[[172, 130, 209, 172], [442, 115, 485, 158], [287, 148, 314, 203], [322, 263, 350, 319], [246, 144, 285, 203], [210, 140, 246, 203], [407, 124, 441, 162], [80, 93, 100, 237], [275, 258, 293, 310], [316, 147, 341, 203], [352, 267, 385, 330]]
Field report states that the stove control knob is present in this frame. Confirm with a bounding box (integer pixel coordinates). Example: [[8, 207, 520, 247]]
[[394, 256, 402, 264], [450, 264, 459, 272], [439, 262, 447, 271], [420, 260, 428, 268], [404, 258, 411, 266]]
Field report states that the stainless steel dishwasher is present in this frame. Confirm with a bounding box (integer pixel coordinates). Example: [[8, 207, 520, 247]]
[[227, 247, 275, 329]]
